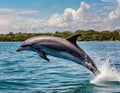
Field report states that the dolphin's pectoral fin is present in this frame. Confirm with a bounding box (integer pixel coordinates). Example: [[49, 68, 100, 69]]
[[66, 34, 81, 46], [37, 51, 49, 61]]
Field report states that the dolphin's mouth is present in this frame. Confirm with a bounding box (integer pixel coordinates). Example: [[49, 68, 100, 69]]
[[16, 47, 24, 52]]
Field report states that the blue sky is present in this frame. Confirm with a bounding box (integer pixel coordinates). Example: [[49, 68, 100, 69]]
[[0, 0, 104, 17], [0, 0, 119, 33]]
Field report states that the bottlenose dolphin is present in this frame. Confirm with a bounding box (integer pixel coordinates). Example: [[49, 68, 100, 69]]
[[16, 34, 100, 75]]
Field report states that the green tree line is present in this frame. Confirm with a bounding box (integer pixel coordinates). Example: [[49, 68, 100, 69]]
[[0, 29, 120, 41]]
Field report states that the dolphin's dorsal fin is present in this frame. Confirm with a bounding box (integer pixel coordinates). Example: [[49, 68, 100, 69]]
[[66, 34, 81, 45], [37, 50, 49, 61]]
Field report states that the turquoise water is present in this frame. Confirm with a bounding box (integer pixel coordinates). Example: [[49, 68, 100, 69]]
[[0, 42, 120, 93]]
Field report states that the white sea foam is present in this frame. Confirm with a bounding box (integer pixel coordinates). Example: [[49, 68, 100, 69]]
[[90, 59, 120, 85]]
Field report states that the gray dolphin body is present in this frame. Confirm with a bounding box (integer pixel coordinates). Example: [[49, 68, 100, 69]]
[[16, 34, 100, 75]]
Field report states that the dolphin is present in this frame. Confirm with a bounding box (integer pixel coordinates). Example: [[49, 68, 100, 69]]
[[16, 34, 100, 75]]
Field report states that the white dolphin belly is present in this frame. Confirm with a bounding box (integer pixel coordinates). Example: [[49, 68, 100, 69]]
[[42, 48, 81, 63]]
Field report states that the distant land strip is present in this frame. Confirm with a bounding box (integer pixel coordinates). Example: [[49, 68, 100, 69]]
[[0, 29, 120, 41]]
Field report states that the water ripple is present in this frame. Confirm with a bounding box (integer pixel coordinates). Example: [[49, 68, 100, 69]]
[[0, 42, 120, 93]]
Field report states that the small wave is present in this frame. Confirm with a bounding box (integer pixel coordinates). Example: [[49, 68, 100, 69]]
[[90, 59, 120, 85]]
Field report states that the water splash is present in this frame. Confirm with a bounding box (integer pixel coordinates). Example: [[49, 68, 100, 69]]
[[90, 59, 120, 85]]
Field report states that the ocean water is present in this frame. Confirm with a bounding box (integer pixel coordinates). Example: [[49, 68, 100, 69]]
[[0, 42, 120, 93]]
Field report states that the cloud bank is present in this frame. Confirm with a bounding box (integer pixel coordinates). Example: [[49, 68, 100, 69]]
[[0, 1, 120, 33], [48, 1, 120, 32]]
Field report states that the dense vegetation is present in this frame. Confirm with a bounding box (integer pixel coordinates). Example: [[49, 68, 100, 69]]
[[0, 29, 120, 41]]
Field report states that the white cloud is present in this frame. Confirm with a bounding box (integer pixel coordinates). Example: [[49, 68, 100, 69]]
[[48, 13, 63, 26], [1, 9, 45, 33], [0, 1, 120, 33], [0, 8, 40, 15], [48, 2, 109, 31], [102, 0, 117, 2], [0, 16, 48, 33], [109, 0, 120, 20], [48, 2, 91, 28], [48, 1, 120, 31], [0, 8, 45, 33]]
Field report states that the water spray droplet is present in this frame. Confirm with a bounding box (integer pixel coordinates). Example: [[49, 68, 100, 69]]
[[90, 60, 120, 85]]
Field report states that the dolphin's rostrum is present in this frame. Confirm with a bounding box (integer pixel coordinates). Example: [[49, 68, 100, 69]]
[[16, 34, 100, 75]]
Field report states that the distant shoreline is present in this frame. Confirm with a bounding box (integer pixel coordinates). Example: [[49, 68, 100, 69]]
[[0, 40, 120, 42], [0, 29, 120, 41]]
